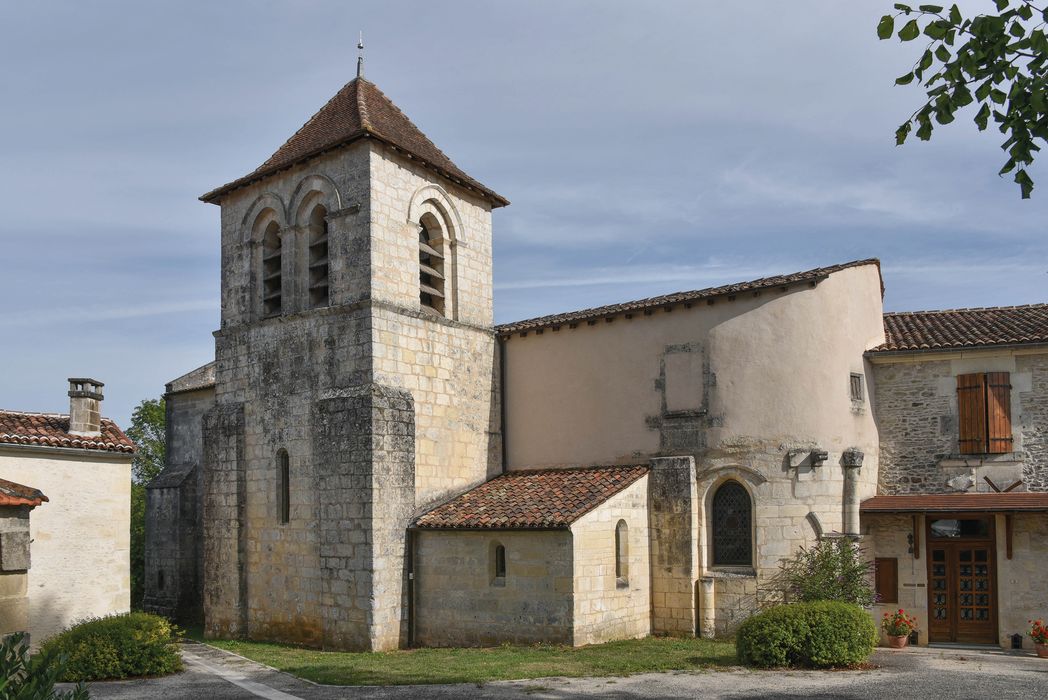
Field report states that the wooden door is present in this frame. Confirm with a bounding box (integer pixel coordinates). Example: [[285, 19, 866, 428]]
[[927, 516, 997, 644]]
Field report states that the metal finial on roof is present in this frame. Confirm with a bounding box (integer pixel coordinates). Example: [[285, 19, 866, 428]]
[[357, 31, 365, 78]]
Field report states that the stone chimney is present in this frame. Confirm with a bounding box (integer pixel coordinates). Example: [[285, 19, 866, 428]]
[[67, 378, 104, 437]]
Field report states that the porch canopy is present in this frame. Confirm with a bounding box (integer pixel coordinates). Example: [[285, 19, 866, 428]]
[[861, 493, 1048, 513]]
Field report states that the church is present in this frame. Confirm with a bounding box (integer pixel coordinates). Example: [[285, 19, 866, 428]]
[[143, 68, 1048, 652]]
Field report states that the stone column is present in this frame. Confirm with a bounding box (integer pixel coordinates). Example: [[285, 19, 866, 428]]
[[841, 448, 865, 537], [647, 455, 699, 636]]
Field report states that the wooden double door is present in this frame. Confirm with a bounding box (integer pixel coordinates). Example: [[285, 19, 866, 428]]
[[926, 516, 997, 645]]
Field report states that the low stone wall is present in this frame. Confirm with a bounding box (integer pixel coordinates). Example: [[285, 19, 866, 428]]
[[414, 530, 573, 647]]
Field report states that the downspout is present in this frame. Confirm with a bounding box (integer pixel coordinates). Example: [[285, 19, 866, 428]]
[[406, 527, 417, 647], [841, 449, 865, 537]]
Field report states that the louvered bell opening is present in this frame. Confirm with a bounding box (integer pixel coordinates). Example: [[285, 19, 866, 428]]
[[419, 223, 445, 316], [308, 209, 330, 309], [419, 240, 443, 259]]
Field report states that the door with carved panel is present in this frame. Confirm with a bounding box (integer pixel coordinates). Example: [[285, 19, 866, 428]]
[[926, 516, 997, 644]]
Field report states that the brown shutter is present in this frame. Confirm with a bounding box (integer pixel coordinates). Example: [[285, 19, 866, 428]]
[[875, 557, 898, 604], [986, 372, 1013, 454], [957, 373, 987, 454]]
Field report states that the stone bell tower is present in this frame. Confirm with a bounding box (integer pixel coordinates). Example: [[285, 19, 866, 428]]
[[195, 71, 508, 651]]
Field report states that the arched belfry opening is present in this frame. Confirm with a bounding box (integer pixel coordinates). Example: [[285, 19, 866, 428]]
[[418, 213, 446, 317], [307, 204, 330, 308]]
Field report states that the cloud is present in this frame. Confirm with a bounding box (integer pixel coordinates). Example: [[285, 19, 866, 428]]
[[5, 299, 218, 329]]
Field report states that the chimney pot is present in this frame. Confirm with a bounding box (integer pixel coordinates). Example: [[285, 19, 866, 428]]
[[67, 378, 104, 437]]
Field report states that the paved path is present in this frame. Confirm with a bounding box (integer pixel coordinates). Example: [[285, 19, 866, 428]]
[[69, 642, 1045, 699]]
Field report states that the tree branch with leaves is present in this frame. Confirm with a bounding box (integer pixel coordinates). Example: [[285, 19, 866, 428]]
[[879, 1, 1048, 197]]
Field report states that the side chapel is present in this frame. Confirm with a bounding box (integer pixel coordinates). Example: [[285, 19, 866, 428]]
[[145, 68, 1048, 651]]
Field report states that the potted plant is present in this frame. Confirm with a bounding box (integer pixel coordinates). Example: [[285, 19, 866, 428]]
[[1030, 619, 1048, 658], [882, 609, 918, 648]]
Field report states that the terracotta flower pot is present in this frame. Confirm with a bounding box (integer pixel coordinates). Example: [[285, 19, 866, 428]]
[[1036, 643, 1048, 658], [887, 634, 909, 649]]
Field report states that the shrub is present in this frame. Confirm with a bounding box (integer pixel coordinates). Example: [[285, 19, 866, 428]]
[[38, 612, 182, 682], [0, 632, 88, 699], [774, 538, 875, 606], [736, 601, 877, 668]]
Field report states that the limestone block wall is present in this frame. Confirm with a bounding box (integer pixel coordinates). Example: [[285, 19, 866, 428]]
[[414, 530, 573, 646], [571, 476, 651, 645], [863, 514, 929, 644], [0, 505, 31, 639], [647, 458, 699, 636], [0, 448, 130, 643], [872, 349, 1047, 494], [371, 305, 499, 506]]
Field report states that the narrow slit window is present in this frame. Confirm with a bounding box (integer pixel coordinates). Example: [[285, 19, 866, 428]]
[[277, 449, 290, 524], [493, 544, 506, 581], [262, 221, 282, 316], [615, 520, 629, 588], [850, 373, 864, 402], [418, 218, 445, 316], [308, 205, 329, 308]]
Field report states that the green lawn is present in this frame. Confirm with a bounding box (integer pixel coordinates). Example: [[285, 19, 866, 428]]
[[190, 633, 737, 686]]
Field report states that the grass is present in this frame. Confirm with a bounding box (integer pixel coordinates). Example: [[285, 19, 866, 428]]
[[186, 631, 737, 686]]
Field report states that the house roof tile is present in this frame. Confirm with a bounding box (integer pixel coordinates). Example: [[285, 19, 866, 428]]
[[0, 478, 47, 507], [0, 410, 134, 454], [861, 493, 1048, 512], [415, 465, 649, 530], [201, 78, 507, 207], [873, 304, 1048, 353]]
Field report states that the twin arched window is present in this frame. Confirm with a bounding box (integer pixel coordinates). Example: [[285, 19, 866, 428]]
[[257, 201, 331, 317], [711, 480, 752, 567]]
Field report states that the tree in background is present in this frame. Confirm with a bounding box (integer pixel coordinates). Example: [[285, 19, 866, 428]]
[[126, 398, 166, 610], [879, 1, 1047, 197]]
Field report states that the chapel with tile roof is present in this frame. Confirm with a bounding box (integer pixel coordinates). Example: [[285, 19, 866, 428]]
[[147, 68, 1048, 653]]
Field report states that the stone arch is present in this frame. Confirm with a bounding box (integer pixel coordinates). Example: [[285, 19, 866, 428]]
[[289, 174, 342, 226], [240, 192, 287, 241], [706, 478, 754, 568], [698, 467, 762, 572], [407, 184, 464, 244]]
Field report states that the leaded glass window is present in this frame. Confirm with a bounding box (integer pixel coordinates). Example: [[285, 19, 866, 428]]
[[712, 481, 752, 566]]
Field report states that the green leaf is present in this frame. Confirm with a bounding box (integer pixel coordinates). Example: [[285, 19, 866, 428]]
[[1015, 168, 1034, 198], [919, 49, 934, 73], [1010, 21, 1026, 38], [976, 80, 993, 101], [918, 4, 944, 12], [916, 119, 934, 140], [896, 71, 915, 85], [975, 102, 992, 129], [877, 15, 895, 39], [894, 3, 913, 11], [991, 88, 1007, 105], [995, 0, 1009, 11], [1018, 4, 1033, 20], [949, 4, 962, 24], [999, 157, 1016, 175], [895, 122, 912, 145], [935, 44, 951, 61], [899, 18, 921, 40]]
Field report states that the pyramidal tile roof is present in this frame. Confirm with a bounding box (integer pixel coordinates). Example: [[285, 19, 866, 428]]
[[873, 303, 1048, 353], [201, 77, 507, 207], [0, 410, 135, 454], [415, 465, 649, 530]]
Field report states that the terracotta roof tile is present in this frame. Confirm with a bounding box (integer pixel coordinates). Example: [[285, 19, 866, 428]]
[[873, 304, 1048, 353], [0, 478, 47, 507], [862, 493, 1048, 512], [495, 259, 882, 336], [0, 410, 135, 454], [201, 78, 507, 207], [415, 465, 649, 530]]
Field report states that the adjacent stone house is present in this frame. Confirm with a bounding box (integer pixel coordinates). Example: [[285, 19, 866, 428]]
[[0, 379, 133, 643], [0, 479, 47, 640], [146, 70, 1047, 651]]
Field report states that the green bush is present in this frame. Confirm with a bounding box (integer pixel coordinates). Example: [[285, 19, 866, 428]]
[[736, 601, 877, 668], [774, 538, 875, 606], [0, 632, 88, 699], [38, 613, 182, 682]]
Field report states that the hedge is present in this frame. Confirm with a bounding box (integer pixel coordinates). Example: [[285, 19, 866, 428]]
[[735, 601, 877, 668], [38, 612, 183, 682]]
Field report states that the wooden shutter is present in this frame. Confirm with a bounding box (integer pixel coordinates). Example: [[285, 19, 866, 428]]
[[957, 373, 987, 454], [875, 557, 898, 604], [986, 372, 1013, 454]]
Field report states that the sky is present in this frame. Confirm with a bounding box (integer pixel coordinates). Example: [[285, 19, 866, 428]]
[[1, 1, 1045, 428]]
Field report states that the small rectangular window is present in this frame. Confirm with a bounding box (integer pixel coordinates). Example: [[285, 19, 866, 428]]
[[850, 373, 864, 402], [875, 557, 898, 604]]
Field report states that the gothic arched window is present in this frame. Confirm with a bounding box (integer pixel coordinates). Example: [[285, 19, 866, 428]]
[[418, 215, 445, 316], [307, 205, 329, 308], [277, 449, 290, 524], [615, 520, 629, 588], [711, 480, 752, 567], [262, 221, 282, 316]]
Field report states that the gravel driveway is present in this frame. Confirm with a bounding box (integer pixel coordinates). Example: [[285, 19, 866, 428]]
[[69, 642, 1045, 699]]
